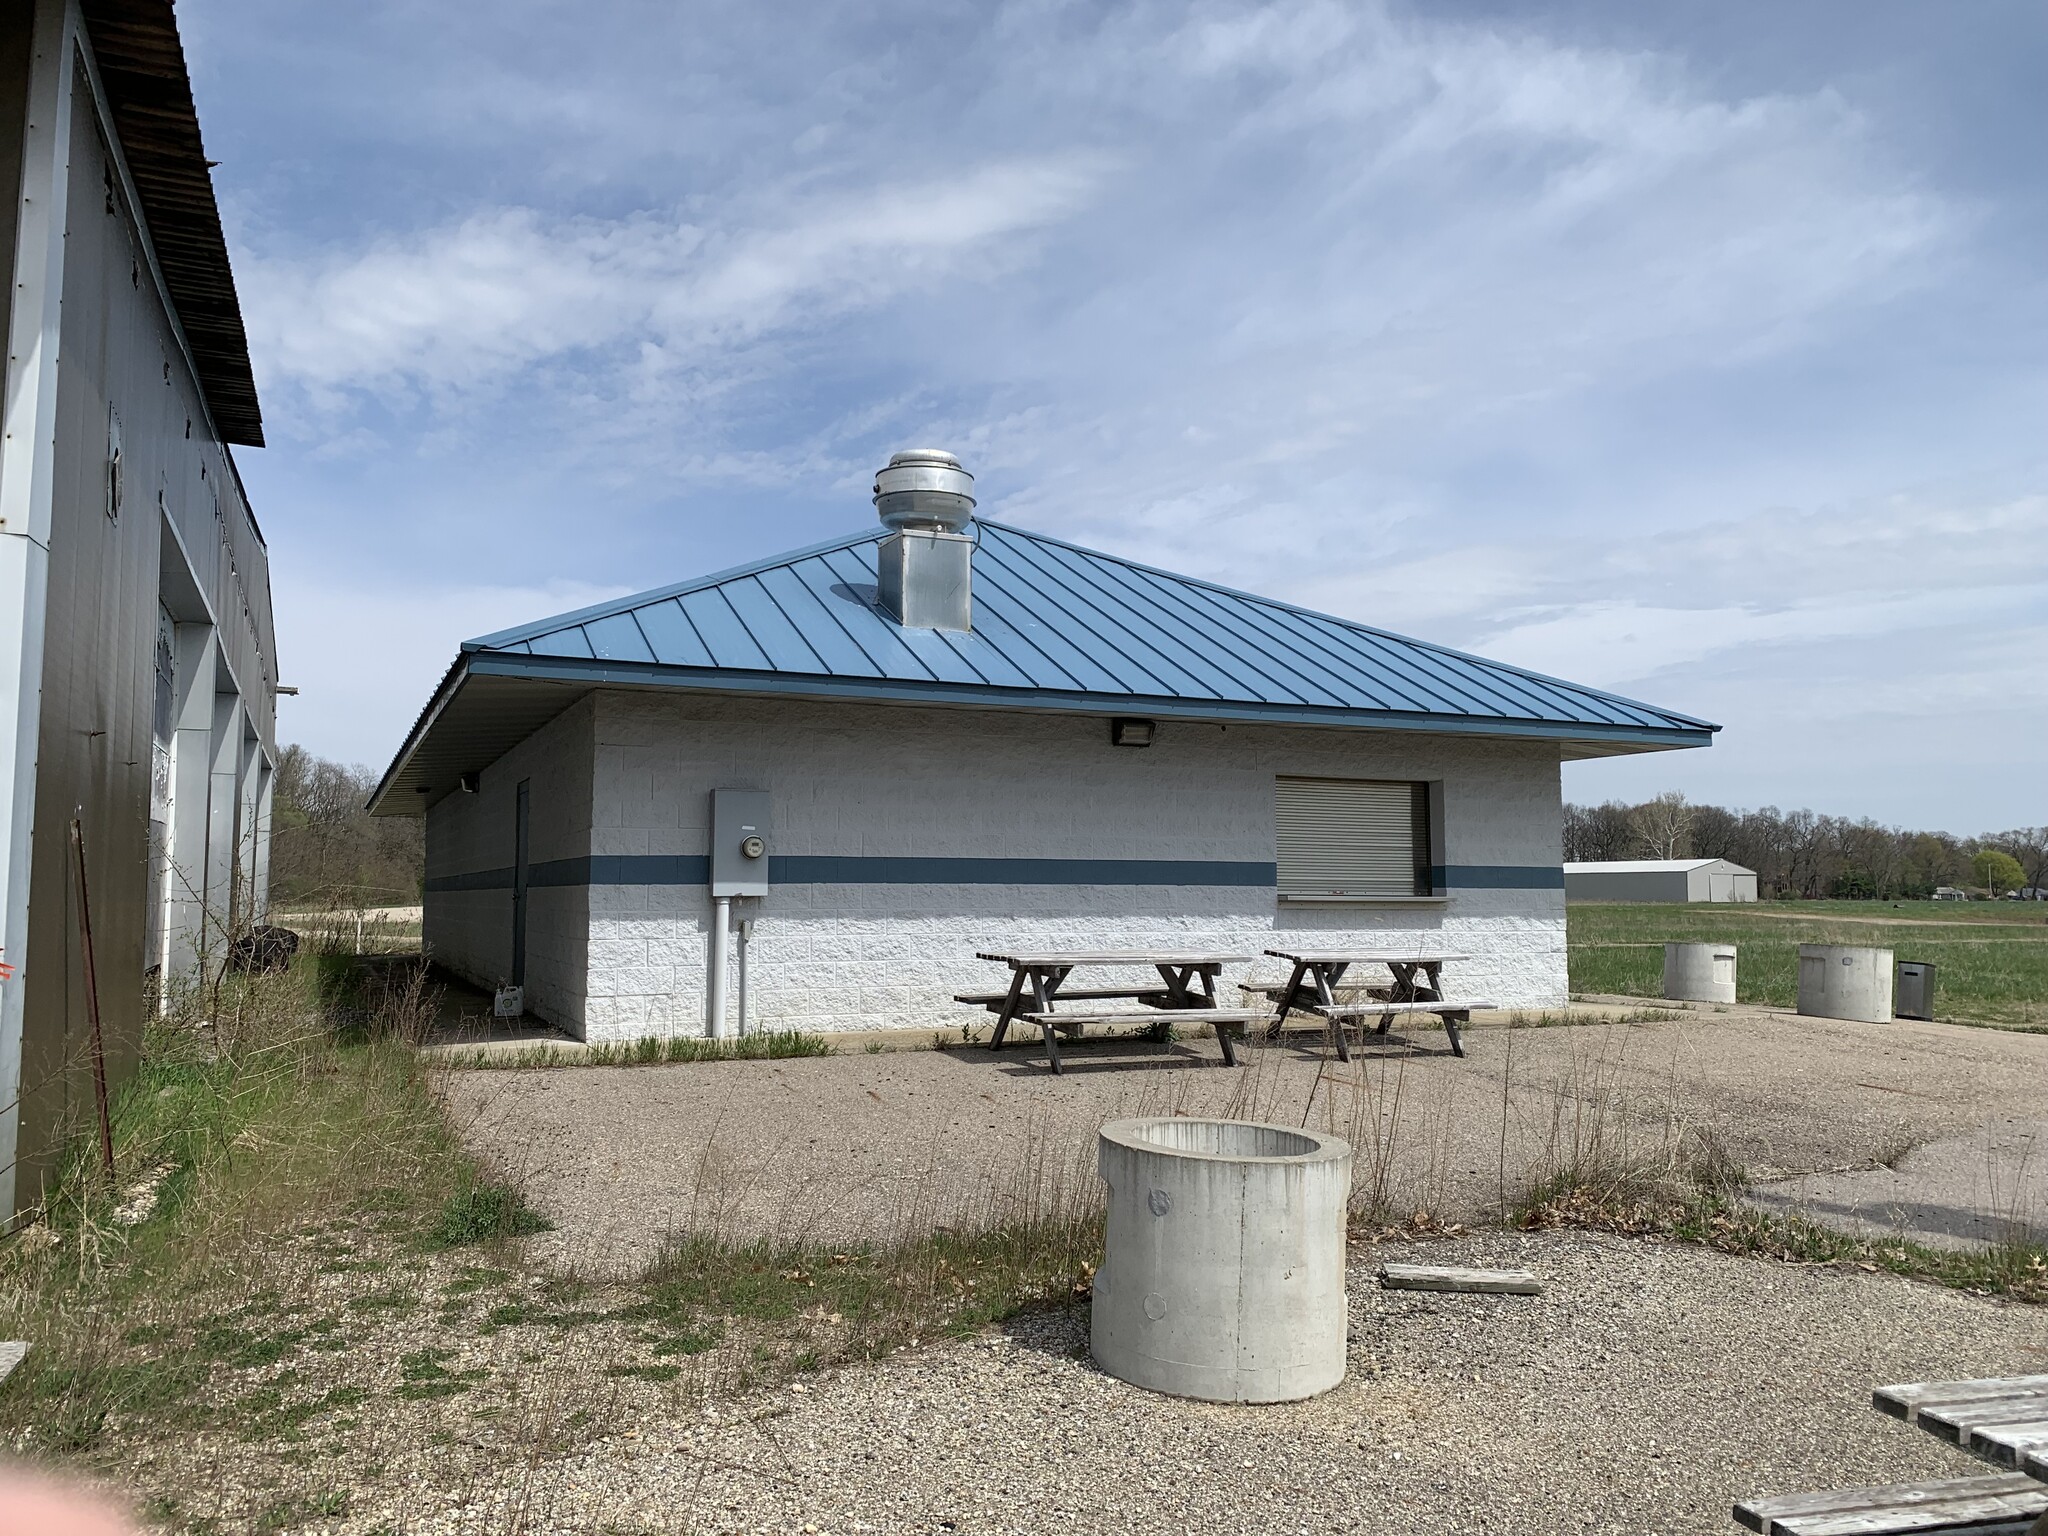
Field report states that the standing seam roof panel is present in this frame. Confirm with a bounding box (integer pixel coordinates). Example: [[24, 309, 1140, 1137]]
[[948, 572, 1125, 694], [1067, 543, 1356, 709], [751, 562, 888, 678], [527, 625, 595, 660], [450, 519, 1716, 738], [810, 547, 945, 683], [719, 577, 831, 674], [974, 534, 1204, 697], [1166, 577, 1445, 714], [962, 543, 1174, 695], [583, 612, 656, 664], [631, 598, 717, 669], [1013, 532, 1322, 707], [676, 588, 774, 671]]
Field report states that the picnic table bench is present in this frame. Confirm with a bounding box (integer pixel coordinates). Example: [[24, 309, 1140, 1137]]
[[966, 951, 1258, 1074], [1736, 1375, 2048, 1536], [1259, 949, 1484, 1058]]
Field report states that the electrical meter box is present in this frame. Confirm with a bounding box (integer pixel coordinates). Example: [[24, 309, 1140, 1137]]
[[710, 789, 771, 897]]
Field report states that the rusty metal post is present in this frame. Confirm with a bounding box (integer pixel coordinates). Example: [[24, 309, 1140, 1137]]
[[69, 818, 115, 1180]]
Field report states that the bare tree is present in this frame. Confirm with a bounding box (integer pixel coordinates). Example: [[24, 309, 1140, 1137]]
[[271, 744, 424, 910], [1629, 792, 1694, 860], [1564, 794, 2018, 899]]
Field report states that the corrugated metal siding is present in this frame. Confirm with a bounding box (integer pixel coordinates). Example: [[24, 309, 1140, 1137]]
[[1275, 777, 1427, 897], [11, 73, 276, 1212], [465, 521, 1712, 736]]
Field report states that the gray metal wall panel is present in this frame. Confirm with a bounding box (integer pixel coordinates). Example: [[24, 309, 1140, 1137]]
[[12, 56, 276, 1211], [1563, 869, 1692, 903]]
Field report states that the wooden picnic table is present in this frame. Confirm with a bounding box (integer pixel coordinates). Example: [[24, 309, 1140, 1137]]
[[965, 951, 1259, 1073], [1738, 1376, 2048, 1535], [1258, 948, 1477, 1058], [1878, 1376, 2048, 1532]]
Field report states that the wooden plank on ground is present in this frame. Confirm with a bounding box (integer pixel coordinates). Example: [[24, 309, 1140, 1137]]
[[1379, 1263, 1543, 1296], [1733, 1472, 2047, 1536]]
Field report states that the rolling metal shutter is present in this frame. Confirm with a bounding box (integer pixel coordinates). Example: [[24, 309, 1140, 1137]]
[[1275, 777, 1426, 897]]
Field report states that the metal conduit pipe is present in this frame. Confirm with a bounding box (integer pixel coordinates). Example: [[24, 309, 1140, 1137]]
[[706, 895, 731, 1038], [735, 912, 754, 1038]]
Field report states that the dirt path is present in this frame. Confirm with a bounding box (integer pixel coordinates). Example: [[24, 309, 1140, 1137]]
[[1707, 908, 2048, 931]]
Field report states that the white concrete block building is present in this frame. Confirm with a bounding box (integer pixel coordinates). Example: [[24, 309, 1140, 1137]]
[[372, 451, 1716, 1041]]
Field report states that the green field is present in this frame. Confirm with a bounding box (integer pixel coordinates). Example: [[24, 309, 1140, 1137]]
[[1567, 900, 2048, 1027]]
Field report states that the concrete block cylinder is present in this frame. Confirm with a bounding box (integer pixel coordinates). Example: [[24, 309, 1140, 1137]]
[[1797, 944, 1894, 1023], [1092, 1118, 1352, 1404], [1664, 943, 1737, 1004]]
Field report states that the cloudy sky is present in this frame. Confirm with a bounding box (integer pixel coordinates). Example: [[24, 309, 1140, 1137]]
[[186, 0, 2046, 832]]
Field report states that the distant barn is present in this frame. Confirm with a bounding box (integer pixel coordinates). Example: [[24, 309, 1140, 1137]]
[[1564, 859, 1757, 903]]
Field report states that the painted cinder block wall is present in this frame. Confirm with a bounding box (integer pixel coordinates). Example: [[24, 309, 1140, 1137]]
[[427, 687, 1568, 1041], [423, 696, 595, 1030]]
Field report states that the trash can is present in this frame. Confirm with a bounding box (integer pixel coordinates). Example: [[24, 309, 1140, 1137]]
[[1896, 961, 1936, 1021], [1093, 1117, 1351, 1404]]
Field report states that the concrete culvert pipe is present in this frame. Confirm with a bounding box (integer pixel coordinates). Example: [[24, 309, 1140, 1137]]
[[1664, 943, 1737, 1004], [1797, 944, 1895, 1023], [1092, 1117, 1352, 1404]]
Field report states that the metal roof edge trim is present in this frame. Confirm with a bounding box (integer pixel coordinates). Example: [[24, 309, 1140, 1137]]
[[368, 654, 473, 815], [462, 652, 1717, 749], [462, 527, 885, 652], [971, 521, 1719, 734]]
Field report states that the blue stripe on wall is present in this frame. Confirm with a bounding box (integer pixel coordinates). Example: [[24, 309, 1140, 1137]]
[[430, 857, 1564, 892], [1432, 864, 1566, 889], [769, 856, 1276, 886], [426, 866, 515, 893]]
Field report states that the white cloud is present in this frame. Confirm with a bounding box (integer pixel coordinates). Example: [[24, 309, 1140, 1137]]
[[242, 156, 1109, 406]]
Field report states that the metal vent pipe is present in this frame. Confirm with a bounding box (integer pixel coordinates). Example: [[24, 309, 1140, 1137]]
[[874, 449, 974, 631]]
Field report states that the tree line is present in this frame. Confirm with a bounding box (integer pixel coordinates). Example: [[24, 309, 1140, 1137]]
[[268, 745, 425, 910], [1563, 792, 2046, 900]]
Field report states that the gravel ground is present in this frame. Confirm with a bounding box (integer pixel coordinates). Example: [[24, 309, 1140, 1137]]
[[396, 1230, 2048, 1536], [442, 1009, 2048, 1270]]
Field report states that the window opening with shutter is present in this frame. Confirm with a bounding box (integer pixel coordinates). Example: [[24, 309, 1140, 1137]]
[[1275, 777, 1432, 897]]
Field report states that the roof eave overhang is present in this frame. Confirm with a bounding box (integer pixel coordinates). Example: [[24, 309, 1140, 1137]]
[[81, 0, 265, 446], [371, 652, 1715, 815]]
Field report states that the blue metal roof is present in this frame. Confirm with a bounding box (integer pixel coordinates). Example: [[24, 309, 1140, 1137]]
[[461, 520, 1715, 741]]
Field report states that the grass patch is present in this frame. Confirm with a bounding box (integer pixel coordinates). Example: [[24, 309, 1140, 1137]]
[[427, 1179, 554, 1248], [1567, 900, 2048, 1026], [444, 1030, 835, 1070], [0, 954, 480, 1459], [1522, 1176, 2048, 1305], [633, 1218, 1100, 1361]]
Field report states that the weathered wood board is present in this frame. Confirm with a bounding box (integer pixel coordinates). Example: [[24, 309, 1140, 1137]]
[[1378, 1263, 1543, 1296], [1733, 1471, 2047, 1536]]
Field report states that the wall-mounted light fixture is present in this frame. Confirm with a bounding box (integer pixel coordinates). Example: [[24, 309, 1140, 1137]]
[[1111, 718, 1155, 748]]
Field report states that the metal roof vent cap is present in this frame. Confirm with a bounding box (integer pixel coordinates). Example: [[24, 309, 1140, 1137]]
[[874, 449, 975, 533]]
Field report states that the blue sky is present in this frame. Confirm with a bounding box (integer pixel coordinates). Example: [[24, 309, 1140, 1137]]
[[186, 1, 2047, 831]]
